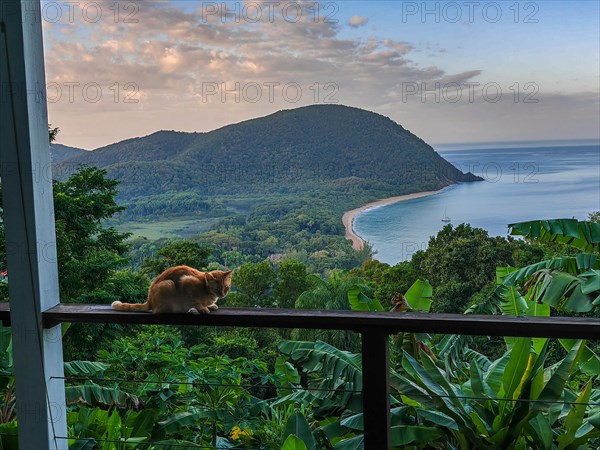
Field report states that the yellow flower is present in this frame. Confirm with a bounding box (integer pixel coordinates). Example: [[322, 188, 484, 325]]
[[230, 426, 242, 440], [230, 425, 252, 441]]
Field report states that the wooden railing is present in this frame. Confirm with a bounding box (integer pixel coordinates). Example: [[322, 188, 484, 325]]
[[0, 303, 598, 449]]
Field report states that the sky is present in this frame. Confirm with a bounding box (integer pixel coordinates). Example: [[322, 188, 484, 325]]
[[41, 0, 600, 150]]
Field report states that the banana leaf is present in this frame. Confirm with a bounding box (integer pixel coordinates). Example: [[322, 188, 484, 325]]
[[282, 435, 309, 450], [535, 340, 584, 408], [64, 361, 110, 378], [404, 279, 433, 312], [556, 380, 593, 449], [508, 219, 600, 252], [390, 425, 444, 446], [284, 412, 316, 450], [333, 435, 363, 450], [65, 381, 139, 410], [347, 286, 384, 312]]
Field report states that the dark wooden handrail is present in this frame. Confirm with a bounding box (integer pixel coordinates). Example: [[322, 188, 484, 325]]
[[34, 304, 600, 339], [1, 302, 599, 449], [2, 303, 598, 339]]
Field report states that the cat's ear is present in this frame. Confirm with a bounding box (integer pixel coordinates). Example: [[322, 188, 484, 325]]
[[224, 270, 233, 277], [205, 272, 215, 280]]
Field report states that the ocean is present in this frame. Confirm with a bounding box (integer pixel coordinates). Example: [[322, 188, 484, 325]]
[[352, 143, 600, 265]]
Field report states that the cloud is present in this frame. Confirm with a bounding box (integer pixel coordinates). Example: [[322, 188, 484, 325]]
[[347, 15, 368, 28], [40, 1, 598, 149], [35, 4, 465, 148]]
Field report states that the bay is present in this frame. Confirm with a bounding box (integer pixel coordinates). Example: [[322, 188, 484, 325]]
[[353, 143, 600, 264]]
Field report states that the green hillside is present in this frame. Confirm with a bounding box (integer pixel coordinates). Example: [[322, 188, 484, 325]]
[[56, 105, 480, 203], [51, 105, 484, 273]]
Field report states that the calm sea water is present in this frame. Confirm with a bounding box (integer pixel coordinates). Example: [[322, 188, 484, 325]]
[[353, 144, 600, 264]]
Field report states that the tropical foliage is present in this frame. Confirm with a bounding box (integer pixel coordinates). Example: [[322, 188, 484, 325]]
[[1, 318, 597, 449], [0, 158, 598, 448], [276, 336, 599, 449], [500, 219, 600, 314], [438, 217, 600, 377]]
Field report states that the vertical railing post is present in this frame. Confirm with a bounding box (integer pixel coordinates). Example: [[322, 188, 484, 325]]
[[361, 328, 390, 449], [0, 2, 68, 449]]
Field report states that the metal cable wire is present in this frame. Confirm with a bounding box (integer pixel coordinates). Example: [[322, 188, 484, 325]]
[[52, 375, 363, 393], [52, 375, 600, 406], [393, 391, 600, 407]]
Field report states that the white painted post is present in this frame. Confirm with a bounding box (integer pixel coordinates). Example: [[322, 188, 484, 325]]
[[0, 1, 68, 449]]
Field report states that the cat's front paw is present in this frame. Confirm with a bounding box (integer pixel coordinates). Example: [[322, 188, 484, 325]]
[[208, 304, 218, 311], [189, 306, 210, 314]]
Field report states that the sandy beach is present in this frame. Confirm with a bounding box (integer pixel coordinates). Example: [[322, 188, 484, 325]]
[[342, 190, 443, 250]]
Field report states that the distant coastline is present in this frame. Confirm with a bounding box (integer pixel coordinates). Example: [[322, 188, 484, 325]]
[[342, 190, 443, 250], [434, 139, 600, 152]]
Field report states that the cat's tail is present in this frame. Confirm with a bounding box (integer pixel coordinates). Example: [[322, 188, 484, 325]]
[[111, 301, 151, 312]]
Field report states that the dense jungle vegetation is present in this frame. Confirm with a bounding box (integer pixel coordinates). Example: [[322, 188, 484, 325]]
[[1, 165, 598, 449], [0, 118, 598, 448]]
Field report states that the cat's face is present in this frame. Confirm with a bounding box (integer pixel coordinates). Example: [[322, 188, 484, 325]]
[[207, 270, 233, 298]]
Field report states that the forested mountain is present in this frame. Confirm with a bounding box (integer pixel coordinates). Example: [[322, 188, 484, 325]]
[[54, 105, 480, 202], [50, 143, 87, 163]]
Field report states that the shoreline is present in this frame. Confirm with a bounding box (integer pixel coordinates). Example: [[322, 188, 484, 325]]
[[342, 189, 444, 250]]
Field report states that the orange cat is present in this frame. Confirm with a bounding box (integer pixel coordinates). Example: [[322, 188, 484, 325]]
[[112, 266, 232, 314]]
